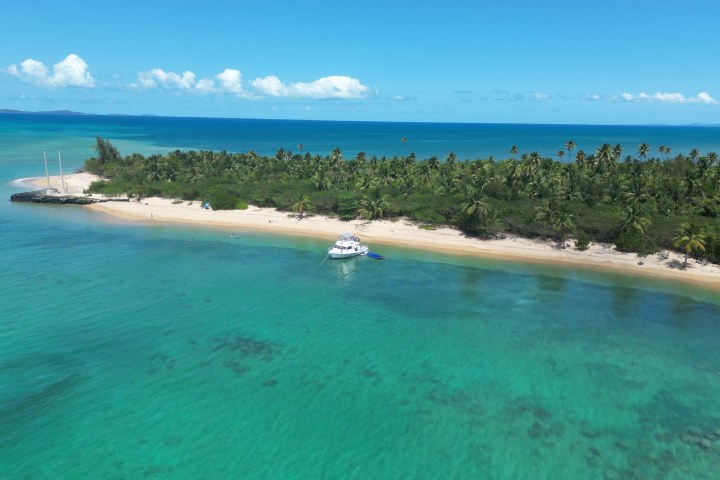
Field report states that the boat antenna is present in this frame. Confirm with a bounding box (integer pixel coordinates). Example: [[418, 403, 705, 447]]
[[43, 151, 51, 190], [57, 151, 66, 193]]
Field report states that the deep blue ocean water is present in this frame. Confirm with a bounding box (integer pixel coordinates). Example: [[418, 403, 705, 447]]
[[2, 113, 719, 165], [2, 114, 720, 479]]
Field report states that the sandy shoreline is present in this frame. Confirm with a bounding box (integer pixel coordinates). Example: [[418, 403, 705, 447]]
[[26, 174, 720, 291]]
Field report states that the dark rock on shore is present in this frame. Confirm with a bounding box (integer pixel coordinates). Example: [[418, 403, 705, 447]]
[[10, 190, 128, 205]]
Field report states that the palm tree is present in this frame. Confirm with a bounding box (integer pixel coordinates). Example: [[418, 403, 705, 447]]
[[707, 152, 718, 167], [402, 175, 418, 196], [575, 150, 587, 169], [613, 144, 624, 160], [689, 148, 700, 162], [416, 163, 434, 187], [292, 195, 313, 218], [464, 203, 500, 238], [637, 143, 650, 160], [359, 188, 389, 220], [556, 150, 565, 162], [510, 145, 518, 160], [565, 140, 576, 158], [554, 210, 575, 246], [673, 223, 707, 267], [312, 168, 332, 191], [461, 193, 489, 224], [145, 162, 163, 182], [658, 145, 666, 160], [618, 205, 651, 237], [595, 143, 617, 172], [534, 199, 559, 229], [523, 152, 543, 178]]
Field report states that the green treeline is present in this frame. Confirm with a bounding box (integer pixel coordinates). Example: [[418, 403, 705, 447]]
[[84, 138, 720, 264]]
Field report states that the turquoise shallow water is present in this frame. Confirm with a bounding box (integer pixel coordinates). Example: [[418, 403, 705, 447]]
[[2, 117, 720, 479]]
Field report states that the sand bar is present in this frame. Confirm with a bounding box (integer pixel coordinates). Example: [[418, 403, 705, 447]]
[[26, 174, 720, 291]]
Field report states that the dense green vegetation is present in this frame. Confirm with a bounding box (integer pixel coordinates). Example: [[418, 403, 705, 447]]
[[84, 138, 720, 264]]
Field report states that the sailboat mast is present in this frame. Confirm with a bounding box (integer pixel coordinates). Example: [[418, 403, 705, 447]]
[[43, 151, 51, 190], [57, 151, 66, 193]]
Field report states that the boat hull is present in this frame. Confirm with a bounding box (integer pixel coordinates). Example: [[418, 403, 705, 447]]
[[329, 246, 369, 259]]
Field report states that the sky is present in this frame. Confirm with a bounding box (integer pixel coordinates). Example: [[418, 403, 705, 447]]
[[1, 0, 719, 124]]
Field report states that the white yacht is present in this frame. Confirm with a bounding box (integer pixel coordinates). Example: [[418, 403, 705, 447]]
[[328, 233, 369, 259]]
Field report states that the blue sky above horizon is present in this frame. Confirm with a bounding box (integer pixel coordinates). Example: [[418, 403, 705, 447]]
[[1, 0, 719, 125]]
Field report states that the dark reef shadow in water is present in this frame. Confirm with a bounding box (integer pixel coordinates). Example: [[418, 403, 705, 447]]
[[0, 352, 84, 446]]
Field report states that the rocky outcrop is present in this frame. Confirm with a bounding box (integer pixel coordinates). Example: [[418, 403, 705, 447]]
[[10, 190, 129, 205]]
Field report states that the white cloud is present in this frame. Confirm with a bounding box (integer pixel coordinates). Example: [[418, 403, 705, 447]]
[[251, 76, 283, 96], [194, 78, 215, 93], [531, 92, 550, 101], [132, 68, 367, 100], [134, 67, 252, 97], [138, 68, 196, 90], [6, 54, 94, 87], [697, 92, 718, 105], [622, 91, 717, 105], [251, 75, 369, 99], [216, 69, 246, 96]]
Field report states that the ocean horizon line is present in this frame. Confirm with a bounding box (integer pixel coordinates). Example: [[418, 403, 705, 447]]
[[2, 109, 719, 128]]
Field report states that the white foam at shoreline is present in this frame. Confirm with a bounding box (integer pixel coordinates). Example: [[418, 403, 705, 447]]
[[12, 177, 47, 188]]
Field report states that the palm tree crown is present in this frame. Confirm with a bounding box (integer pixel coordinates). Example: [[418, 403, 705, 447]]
[[292, 194, 312, 218], [618, 206, 651, 236], [673, 223, 707, 267]]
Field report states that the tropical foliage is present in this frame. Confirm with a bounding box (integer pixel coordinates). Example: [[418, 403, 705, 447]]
[[292, 194, 313, 218], [673, 223, 707, 267], [83, 137, 720, 264]]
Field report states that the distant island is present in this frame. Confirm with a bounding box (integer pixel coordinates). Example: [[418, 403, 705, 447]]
[[0, 109, 93, 115], [79, 138, 719, 269]]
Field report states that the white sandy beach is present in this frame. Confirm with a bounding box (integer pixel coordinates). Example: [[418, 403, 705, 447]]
[[28, 173, 720, 290]]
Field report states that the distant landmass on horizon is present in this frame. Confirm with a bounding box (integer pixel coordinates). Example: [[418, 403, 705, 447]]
[[0, 109, 93, 116]]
